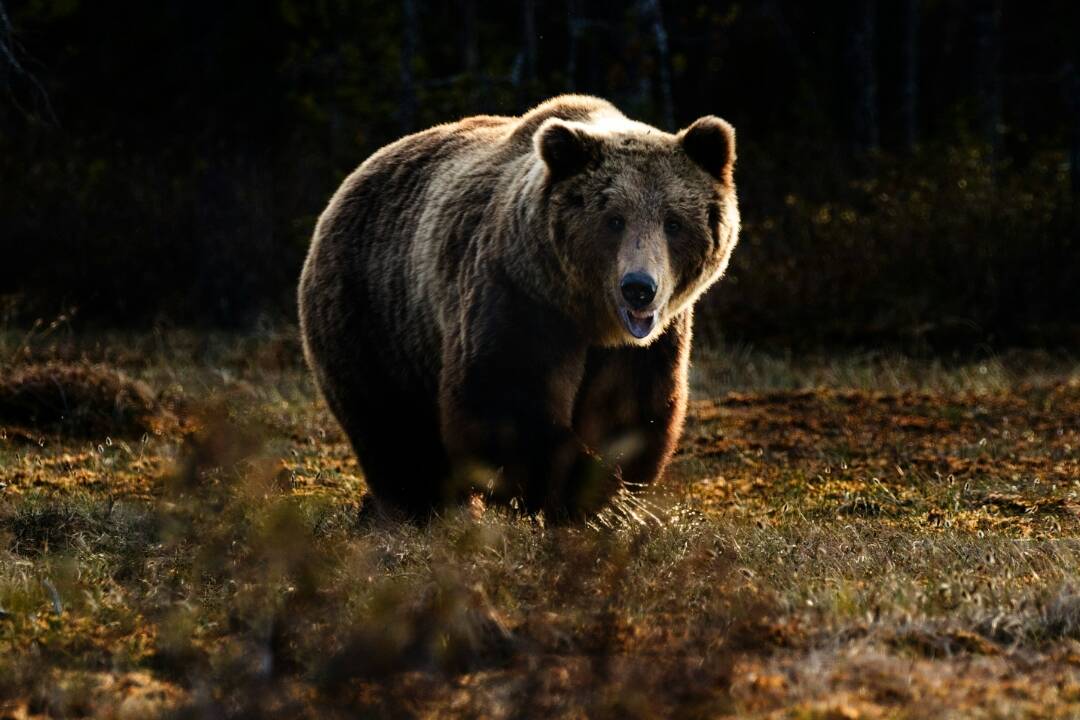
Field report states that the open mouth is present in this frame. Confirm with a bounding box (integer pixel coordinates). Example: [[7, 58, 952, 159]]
[[618, 306, 658, 339]]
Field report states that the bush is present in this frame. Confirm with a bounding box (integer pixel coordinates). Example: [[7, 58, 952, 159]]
[[700, 145, 1079, 348]]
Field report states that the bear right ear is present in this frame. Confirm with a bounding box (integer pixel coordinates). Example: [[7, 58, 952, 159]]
[[535, 119, 601, 181], [678, 116, 736, 185]]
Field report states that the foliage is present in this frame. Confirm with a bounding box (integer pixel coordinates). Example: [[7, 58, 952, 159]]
[[705, 143, 1080, 348], [0, 2, 1078, 346]]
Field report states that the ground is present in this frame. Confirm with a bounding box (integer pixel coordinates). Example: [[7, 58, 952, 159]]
[[0, 330, 1078, 718]]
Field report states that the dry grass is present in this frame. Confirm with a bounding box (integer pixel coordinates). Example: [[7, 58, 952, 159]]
[[0, 362, 169, 439], [0, 331, 1078, 718]]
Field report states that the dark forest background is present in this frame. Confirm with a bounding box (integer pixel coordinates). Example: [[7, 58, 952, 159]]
[[1, 0, 1078, 348]]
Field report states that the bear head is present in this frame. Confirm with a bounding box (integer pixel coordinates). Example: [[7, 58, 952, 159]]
[[533, 113, 740, 346]]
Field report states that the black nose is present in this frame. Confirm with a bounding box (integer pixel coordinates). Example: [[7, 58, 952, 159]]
[[620, 272, 657, 310]]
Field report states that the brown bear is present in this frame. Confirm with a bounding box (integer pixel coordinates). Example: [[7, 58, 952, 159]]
[[298, 95, 739, 519]]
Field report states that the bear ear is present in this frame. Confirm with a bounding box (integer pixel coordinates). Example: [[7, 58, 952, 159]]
[[678, 116, 736, 184], [535, 118, 602, 181]]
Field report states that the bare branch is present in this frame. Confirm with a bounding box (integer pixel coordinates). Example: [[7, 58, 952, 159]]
[[0, 0, 57, 124]]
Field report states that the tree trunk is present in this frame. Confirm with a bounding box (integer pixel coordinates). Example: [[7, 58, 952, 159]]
[[399, 0, 419, 134], [846, 0, 879, 157], [462, 0, 481, 112], [1067, 62, 1080, 220], [639, 0, 675, 131], [1074, 80, 1080, 207], [973, 0, 1002, 165], [515, 0, 539, 109], [566, 0, 581, 92], [523, 0, 538, 85], [900, 0, 919, 153]]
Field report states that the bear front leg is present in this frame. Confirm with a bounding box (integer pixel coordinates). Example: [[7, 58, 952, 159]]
[[573, 309, 692, 490], [438, 280, 619, 519]]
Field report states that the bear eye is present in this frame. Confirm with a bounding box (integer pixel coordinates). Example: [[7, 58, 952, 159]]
[[664, 218, 681, 234], [607, 215, 626, 232]]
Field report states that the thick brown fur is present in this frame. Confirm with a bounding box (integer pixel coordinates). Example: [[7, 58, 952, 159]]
[[299, 95, 740, 519]]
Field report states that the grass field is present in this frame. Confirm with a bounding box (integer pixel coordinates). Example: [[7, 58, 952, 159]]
[[1, 330, 1078, 718]]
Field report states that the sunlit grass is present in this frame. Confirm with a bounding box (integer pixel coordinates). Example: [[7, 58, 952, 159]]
[[0, 331, 1078, 717]]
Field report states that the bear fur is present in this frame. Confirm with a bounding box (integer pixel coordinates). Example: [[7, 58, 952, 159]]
[[299, 95, 739, 518]]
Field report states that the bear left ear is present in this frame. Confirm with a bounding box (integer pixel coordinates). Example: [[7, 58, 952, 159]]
[[535, 118, 602, 181], [678, 116, 736, 184]]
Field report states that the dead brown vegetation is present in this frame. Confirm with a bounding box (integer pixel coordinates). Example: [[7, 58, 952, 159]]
[[0, 362, 168, 438], [0, 336, 1078, 717]]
